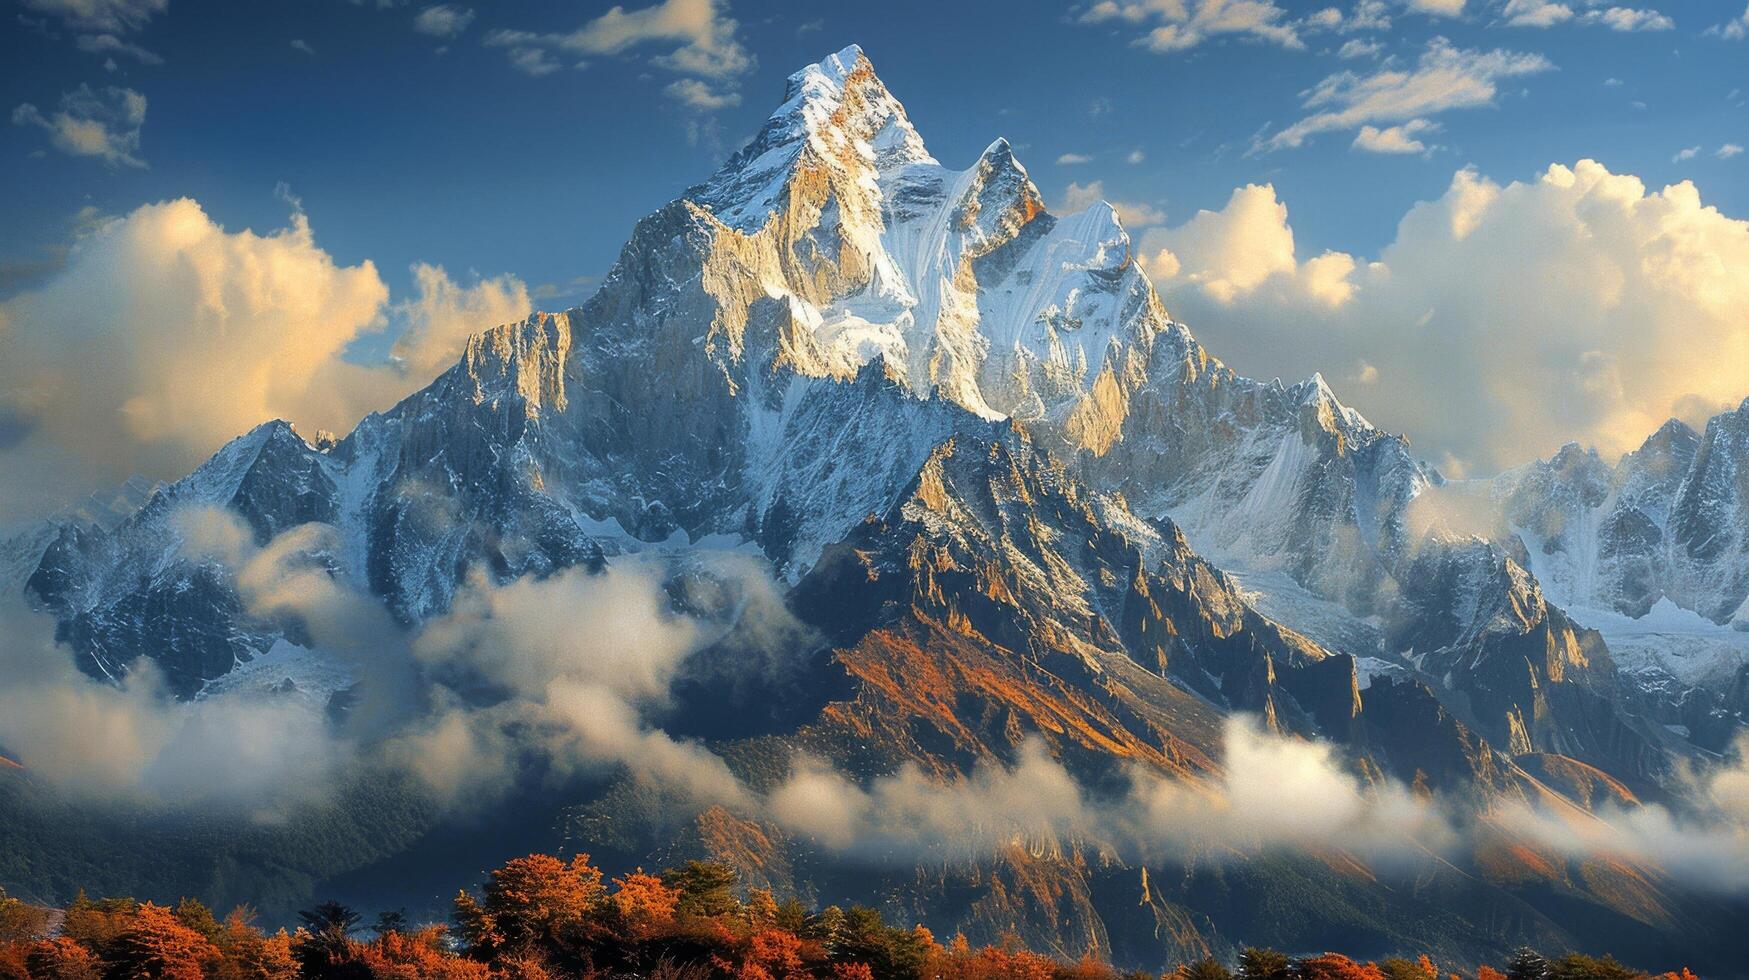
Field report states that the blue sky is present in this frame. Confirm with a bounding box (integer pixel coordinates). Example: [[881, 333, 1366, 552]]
[[3, 0, 1749, 508], [5, 0, 1744, 306]]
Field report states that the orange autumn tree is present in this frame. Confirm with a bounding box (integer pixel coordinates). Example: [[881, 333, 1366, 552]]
[[454, 853, 604, 958], [608, 871, 679, 937], [24, 936, 103, 980], [360, 925, 491, 980], [107, 902, 221, 980], [1298, 953, 1388, 980]]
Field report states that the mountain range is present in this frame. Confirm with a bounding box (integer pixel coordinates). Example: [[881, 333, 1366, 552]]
[[4, 46, 1747, 972]]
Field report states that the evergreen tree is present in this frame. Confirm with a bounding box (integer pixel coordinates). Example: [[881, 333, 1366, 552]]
[[1179, 956, 1236, 980], [293, 902, 365, 980], [661, 860, 739, 919], [1239, 947, 1293, 980], [1506, 948, 1550, 980], [172, 898, 219, 941], [371, 910, 407, 937]]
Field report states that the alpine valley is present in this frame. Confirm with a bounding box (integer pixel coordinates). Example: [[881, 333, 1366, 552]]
[[5, 46, 1748, 974]]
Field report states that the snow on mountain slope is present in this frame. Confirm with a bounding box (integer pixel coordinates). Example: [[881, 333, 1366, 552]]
[[1496, 402, 1749, 631]]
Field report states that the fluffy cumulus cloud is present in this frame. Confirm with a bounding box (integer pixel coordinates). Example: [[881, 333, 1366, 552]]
[[390, 261, 531, 380], [484, 0, 753, 108], [1258, 37, 1550, 153], [1079, 0, 1305, 53], [665, 78, 741, 110], [1140, 159, 1749, 473], [12, 84, 148, 168], [1352, 118, 1438, 154], [0, 198, 528, 523], [412, 3, 474, 38], [1142, 184, 1357, 305]]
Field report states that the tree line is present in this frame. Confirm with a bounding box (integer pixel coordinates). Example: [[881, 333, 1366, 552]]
[[0, 853, 1703, 980]]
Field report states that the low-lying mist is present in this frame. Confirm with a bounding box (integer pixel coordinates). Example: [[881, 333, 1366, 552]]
[[4, 510, 1749, 898]]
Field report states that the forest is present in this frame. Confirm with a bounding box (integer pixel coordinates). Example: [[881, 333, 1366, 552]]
[[0, 851, 1705, 980]]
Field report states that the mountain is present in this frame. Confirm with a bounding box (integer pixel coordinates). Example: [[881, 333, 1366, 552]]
[[5, 45, 1747, 970]]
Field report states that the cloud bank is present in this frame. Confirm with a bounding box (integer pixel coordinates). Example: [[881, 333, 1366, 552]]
[[0, 198, 529, 524], [1140, 159, 1749, 474]]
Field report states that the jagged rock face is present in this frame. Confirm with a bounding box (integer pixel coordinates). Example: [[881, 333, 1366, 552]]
[[1496, 407, 1749, 626], [787, 430, 1374, 779]]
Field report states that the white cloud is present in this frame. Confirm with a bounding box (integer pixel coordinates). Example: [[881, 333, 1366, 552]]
[[1707, 3, 1748, 38], [1127, 148, 1146, 164], [291, 38, 316, 56], [1056, 152, 1094, 165], [413, 3, 474, 37], [1079, 0, 1305, 53], [1057, 180, 1167, 228], [396, 554, 796, 809], [1341, 0, 1393, 31], [1353, 118, 1438, 153], [504, 46, 564, 75], [664, 77, 741, 110], [73, 32, 162, 64], [1720, 143, 1745, 159], [19, 0, 164, 33], [1588, 6, 1672, 31], [1500, 736, 1749, 893], [1337, 37, 1383, 58], [1258, 37, 1550, 152], [11, 84, 147, 168], [1141, 183, 1356, 305], [0, 198, 528, 523], [1502, 0, 1573, 26], [0, 525, 383, 810], [769, 716, 1451, 865], [1141, 160, 1749, 472], [389, 262, 531, 379], [1672, 145, 1700, 162], [485, 0, 753, 95]]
